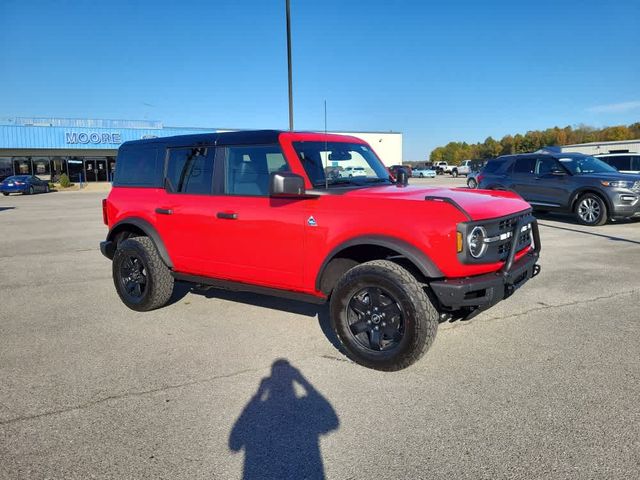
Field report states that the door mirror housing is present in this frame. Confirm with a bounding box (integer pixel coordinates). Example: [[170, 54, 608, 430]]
[[395, 167, 409, 187], [270, 172, 306, 197]]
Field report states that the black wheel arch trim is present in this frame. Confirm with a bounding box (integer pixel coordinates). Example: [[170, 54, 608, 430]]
[[570, 188, 612, 213], [106, 217, 174, 268], [315, 235, 443, 292]]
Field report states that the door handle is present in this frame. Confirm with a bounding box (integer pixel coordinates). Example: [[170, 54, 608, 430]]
[[155, 208, 173, 215], [217, 212, 238, 220]]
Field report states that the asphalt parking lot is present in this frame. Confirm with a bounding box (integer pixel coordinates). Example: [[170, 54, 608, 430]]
[[1, 179, 639, 480]]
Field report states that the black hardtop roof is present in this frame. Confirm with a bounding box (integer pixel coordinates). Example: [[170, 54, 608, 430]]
[[120, 129, 285, 149]]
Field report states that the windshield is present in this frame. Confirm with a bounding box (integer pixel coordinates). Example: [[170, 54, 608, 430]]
[[557, 156, 618, 175], [292, 141, 391, 188]]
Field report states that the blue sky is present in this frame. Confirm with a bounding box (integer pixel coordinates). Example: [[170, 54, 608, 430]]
[[1, 0, 638, 159]]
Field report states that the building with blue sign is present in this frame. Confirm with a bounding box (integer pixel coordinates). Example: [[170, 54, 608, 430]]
[[0, 117, 403, 182], [0, 117, 217, 182]]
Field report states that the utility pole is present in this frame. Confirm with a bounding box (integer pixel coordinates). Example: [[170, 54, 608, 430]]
[[286, 0, 294, 130]]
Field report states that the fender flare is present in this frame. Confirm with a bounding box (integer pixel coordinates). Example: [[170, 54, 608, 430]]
[[107, 217, 174, 268], [315, 235, 443, 292]]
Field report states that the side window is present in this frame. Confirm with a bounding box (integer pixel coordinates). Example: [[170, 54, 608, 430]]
[[535, 157, 560, 176], [165, 147, 215, 194], [605, 156, 630, 171], [224, 145, 289, 196], [513, 157, 536, 174], [113, 145, 161, 187], [630, 156, 640, 171]]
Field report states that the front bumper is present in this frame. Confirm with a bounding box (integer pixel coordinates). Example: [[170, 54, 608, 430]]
[[430, 218, 541, 317]]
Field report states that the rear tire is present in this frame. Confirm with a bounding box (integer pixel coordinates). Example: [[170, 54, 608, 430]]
[[2, 192, 8, 196], [467, 178, 477, 189], [575, 193, 607, 226], [27, 186, 34, 195], [330, 260, 438, 371], [112, 237, 174, 311]]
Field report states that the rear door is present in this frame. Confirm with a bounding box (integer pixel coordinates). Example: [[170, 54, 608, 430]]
[[509, 156, 538, 201], [153, 145, 222, 277]]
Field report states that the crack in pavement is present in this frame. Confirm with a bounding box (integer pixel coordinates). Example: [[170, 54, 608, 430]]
[[3, 290, 638, 427], [0, 354, 328, 427], [444, 288, 640, 330]]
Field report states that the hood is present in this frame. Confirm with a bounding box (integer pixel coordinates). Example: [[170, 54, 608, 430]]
[[344, 185, 530, 221], [580, 172, 640, 182]]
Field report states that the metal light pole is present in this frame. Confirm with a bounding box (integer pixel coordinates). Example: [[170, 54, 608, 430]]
[[286, 0, 294, 130]]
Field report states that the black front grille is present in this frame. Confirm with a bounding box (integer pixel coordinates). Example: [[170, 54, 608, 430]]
[[459, 211, 534, 264]]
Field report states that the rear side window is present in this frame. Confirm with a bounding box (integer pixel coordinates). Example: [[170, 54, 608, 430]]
[[224, 145, 289, 196], [113, 145, 161, 187], [482, 159, 505, 174], [631, 156, 640, 171], [602, 156, 630, 171], [513, 157, 536, 174], [165, 147, 215, 195]]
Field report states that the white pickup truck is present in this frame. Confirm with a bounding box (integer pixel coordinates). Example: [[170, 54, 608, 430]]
[[435, 160, 472, 177]]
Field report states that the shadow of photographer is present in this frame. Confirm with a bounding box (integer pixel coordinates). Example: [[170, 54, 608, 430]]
[[229, 359, 339, 480]]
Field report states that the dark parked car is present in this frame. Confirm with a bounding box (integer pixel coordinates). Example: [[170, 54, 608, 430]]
[[0, 175, 51, 196], [478, 153, 640, 226], [595, 153, 640, 174]]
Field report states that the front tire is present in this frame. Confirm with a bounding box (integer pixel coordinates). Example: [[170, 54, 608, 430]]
[[112, 237, 174, 311], [330, 260, 438, 371], [451, 170, 458, 178], [575, 193, 607, 226]]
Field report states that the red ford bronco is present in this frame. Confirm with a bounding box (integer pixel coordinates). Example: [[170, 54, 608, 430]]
[[100, 130, 541, 370]]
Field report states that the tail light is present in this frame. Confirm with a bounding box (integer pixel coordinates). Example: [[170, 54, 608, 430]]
[[476, 174, 484, 185], [102, 198, 108, 225]]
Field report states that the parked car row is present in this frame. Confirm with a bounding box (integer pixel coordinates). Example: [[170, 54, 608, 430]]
[[0, 175, 51, 195]]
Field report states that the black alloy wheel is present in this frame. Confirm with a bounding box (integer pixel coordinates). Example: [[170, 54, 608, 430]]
[[112, 237, 174, 311], [330, 260, 439, 371], [346, 286, 405, 352], [118, 255, 148, 302]]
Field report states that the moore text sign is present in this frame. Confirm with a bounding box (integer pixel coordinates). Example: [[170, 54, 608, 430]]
[[65, 132, 122, 145]]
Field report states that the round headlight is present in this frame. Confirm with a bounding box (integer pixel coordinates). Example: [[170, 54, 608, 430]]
[[468, 226, 488, 258]]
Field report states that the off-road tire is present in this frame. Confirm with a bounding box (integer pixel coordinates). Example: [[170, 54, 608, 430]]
[[330, 260, 438, 371], [575, 193, 607, 226], [112, 236, 174, 311]]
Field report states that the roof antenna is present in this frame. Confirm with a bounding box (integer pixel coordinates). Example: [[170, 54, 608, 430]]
[[324, 100, 329, 190]]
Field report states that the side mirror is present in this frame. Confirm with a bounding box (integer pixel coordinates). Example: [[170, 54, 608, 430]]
[[270, 172, 306, 197], [395, 168, 409, 187]]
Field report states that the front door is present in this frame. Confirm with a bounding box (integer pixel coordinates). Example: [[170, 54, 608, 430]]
[[96, 159, 108, 181]]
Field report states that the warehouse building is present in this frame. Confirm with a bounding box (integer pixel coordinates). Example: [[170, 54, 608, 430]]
[[560, 139, 640, 155], [0, 117, 402, 182]]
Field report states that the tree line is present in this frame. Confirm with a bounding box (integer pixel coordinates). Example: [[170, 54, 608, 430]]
[[428, 122, 640, 165]]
